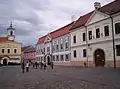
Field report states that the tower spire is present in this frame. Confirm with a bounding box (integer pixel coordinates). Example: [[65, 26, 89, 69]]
[[10, 21, 12, 27]]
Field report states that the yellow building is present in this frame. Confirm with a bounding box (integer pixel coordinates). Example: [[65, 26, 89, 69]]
[[0, 22, 21, 65]]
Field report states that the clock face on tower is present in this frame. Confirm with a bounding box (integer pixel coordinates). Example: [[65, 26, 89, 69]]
[[8, 36, 14, 41]]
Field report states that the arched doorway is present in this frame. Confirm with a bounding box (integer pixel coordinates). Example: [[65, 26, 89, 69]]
[[3, 59, 7, 65], [47, 56, 51, 65], [94, 49, 105, 67]]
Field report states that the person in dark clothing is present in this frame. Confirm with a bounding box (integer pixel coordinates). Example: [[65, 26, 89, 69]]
[[51, 61, 54, 69], [21, 61, 25, 73], [35, 62, 38, 69], [44, 63, 47, 70], [40, 61, 43, 69], [32, 62, 35, 68]]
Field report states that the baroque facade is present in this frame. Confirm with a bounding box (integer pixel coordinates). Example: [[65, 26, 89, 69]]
[[0, 22, 21, 65], [36, 22, 74, 65]]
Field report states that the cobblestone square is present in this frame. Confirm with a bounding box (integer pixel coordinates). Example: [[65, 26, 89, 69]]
[[0, 66, 120, 89]]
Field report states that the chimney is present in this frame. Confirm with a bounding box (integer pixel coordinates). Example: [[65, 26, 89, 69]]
[[94, 2, 101, 10]]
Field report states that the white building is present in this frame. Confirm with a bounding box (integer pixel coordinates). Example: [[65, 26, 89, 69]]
[[70, 0, 120, 67], [36, 22, 74, 65]]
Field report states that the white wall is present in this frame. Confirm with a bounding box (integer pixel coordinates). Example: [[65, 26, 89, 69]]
[[70, 11, 120, 63]]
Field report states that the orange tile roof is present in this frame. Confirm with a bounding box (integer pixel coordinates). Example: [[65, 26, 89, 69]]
[[0, 37, 8, 43], [71, 0, 120, 30], [37, 22, 75, 44]]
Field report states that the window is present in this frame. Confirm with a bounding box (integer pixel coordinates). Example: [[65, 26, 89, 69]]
[[47, 47, 50, 52], [2, 49, 4, 53], [65, 37, 68, 49], [60, 55, 64, 61], [73, 35, 76, 43], [52, 41, 55, 51], [115, 22, 120, 34], [116, 45, 120, 56], [65, 54, 69, 61], [96, 28, 100, 38], [104, 25, 109, 36], [60, 39, 63, 49], [83, 33, 86, 41], [65, 42, 68, 49], [56, 40, 59, 51], [8, 49, 10, 53], [56, 45, 59, 50], [83, 49, 86, 57], [73, 50, 77, 58], [88, 31, 92, 40], [56, 55, 59, 61], [14, 49, 17, 53], [61, 44, 63, 49], [52, 55, 55, 61]]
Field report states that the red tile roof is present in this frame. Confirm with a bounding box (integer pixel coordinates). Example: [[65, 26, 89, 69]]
[[37, 22, 75, 44], [24, 47, 36, 53], [71, 0, 120, 30], [0, 37, 8, 43], [71, 11, 93, 30]]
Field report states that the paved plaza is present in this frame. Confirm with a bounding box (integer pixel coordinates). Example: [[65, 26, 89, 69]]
[[0, 66, 120, 89]]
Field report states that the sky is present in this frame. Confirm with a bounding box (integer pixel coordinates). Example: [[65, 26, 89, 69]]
[[0, 0, 114, 46]]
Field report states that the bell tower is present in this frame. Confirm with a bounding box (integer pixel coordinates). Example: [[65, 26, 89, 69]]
[[7, 22, 15, 41]]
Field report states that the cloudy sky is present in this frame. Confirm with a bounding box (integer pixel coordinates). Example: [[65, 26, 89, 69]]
[[0, 0, 114, 46]]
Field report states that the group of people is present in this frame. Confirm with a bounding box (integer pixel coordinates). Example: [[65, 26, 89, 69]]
[[21, 61, 29, 73], [21, 61, 54, 73]]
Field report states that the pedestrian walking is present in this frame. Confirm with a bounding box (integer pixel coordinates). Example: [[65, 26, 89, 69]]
[[32, 62, 35, 68], [51, 61, 54, 69], [40, 61, 43, 69], [35, 61, 38, 69], [44, 62, 47, 70], [26, 62, 29, 72], [21, 61, 25, 73]]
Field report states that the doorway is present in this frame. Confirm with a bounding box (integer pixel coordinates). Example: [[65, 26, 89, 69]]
[[3, 59, 7, 65], [94, 49, 105, 67]]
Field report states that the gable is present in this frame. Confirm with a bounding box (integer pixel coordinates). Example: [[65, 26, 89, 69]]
[[44, 35, 52, 43], [86, 11, 109, 25]]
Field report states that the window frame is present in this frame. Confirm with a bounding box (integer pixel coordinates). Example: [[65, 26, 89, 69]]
[[96, 28, 100, 38], [83, 49, 86, 57], [60, 55, 64, 61], [65, 54, 69, 61], [115, 22, 120, 34], [2, 49, 5, 53], [73, 50, 77, 58], [88, 31, 92, 40], [73, 35, 76, 43], [116, 45, 120, 56], [7, 49, 10, 53], [104, 25, 109, 36], [14, 49, 17, 53], [83, 33, 86, 41]]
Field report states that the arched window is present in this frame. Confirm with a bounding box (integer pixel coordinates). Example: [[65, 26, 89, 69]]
[[10, 31, 13, 35]]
